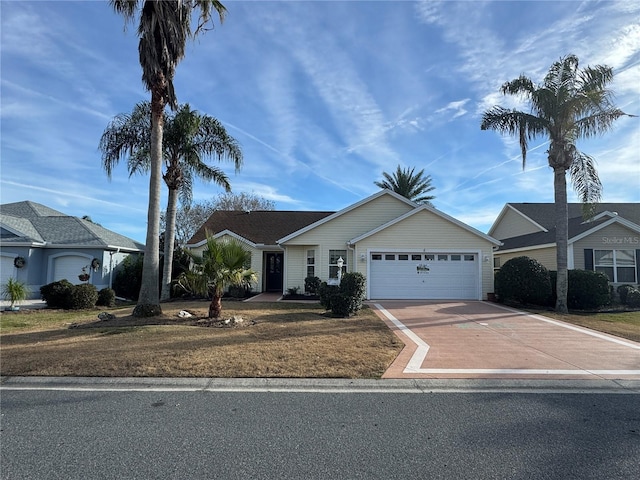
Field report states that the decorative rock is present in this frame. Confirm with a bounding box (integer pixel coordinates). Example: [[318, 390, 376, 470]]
[[98, 312, 115, 321], [178, 310, 193, 318]]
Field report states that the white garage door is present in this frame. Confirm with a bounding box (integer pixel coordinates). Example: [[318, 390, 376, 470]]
[[369, 252, 479, 300], [1, 256, 16, 285], [54, 255, 89, 285]]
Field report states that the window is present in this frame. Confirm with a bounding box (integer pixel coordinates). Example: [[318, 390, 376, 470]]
[[372, 254, 382, 261], [385, 254, 395, 260], [425, 254, 435, 261], [451, 254, 461, 261], [306, 249, 315, 278], [464, 255, 475, 261], [329, 249, 347, 279], [411, 254, 422, 261], [437, 255, 448, 261], [398, 254, 409, 261], [595, 249, 637, 283]]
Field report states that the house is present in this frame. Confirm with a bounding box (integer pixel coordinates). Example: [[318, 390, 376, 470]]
[[489, 203, 640, 285], [186, 190, 501, 300], [0, 201, 144, 298]]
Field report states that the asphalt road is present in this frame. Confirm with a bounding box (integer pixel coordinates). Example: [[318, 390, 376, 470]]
[[2, 379, 640, 480]]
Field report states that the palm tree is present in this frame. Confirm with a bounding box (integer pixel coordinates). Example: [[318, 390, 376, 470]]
[[481, 54, 632, 313], [374, 165, 436, 204], [178, 236, 257, 318], [109, 0, 227, 317], [99, 101, 242, 302]]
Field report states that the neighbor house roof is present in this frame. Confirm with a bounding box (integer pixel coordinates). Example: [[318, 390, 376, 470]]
[[0, 201, 144, 251], [188, 210, 335, 247], [494, 203, 640, 252]]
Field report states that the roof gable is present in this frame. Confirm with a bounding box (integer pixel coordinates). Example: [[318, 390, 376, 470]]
[[277, 189, 416, 244], [496, 203, 640, 251], [349, 204, 501, 245]]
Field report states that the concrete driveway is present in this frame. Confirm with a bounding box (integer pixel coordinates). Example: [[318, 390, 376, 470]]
[[372, 301, 640, 380]]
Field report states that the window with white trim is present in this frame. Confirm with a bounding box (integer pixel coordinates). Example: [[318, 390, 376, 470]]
[[329, 250, 347, 279], [594, 249, 637, 283], [306, 249, 315, 278]]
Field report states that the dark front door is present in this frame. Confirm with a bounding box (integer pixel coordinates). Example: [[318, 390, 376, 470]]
[[265, 253, 283, 292]]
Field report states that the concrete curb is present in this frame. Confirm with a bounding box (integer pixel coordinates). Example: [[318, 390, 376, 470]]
[[2, 376, 639, 394]]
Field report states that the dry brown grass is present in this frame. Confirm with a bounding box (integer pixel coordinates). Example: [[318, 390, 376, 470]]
[[524, 308, 640, 343], [0, 300, 403, 378]]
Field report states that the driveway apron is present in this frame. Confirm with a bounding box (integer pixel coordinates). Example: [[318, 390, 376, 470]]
[[373, 301, 640, 380]]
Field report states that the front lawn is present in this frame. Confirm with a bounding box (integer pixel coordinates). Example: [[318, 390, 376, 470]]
[[523, 308, 640, 343], [0, 300, 403, 378]]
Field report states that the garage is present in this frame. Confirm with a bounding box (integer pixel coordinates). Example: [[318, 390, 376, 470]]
[[53, 255, 90, 285], [369, 252, 479, 300]]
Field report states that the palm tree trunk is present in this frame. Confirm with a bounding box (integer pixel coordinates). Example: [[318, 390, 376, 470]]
[[554, 167, 569, 313], [133, 89, 164, 317], [209, 294, 222, 319], [160, 187, 178, 301]]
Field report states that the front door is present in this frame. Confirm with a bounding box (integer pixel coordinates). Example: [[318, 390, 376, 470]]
[[265, 253, 283, 292]]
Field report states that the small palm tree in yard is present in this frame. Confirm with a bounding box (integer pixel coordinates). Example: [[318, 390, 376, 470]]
[[178, 236, 257, 319], [2, 278, 30, 310]]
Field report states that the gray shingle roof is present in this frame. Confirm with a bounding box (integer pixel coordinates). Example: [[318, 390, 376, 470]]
[[498, 203, 640, 251], [0, 201, 144, 251], [189, 210, 335, 246]]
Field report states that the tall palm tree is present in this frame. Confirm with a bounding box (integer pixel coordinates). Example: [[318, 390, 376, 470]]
[[374, 165, 436, 204], [178, 236, 257, 318], [109, 0, 227, 317], [99, 101, 242, 302], [481, 54, 632, 313]]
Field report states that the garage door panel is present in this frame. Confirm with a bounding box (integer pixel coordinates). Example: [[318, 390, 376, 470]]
[[370, 251, 478, 300]]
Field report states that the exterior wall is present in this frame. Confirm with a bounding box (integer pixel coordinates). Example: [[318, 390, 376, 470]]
[[283, 195, 413, 246], [0, 247, 141, 299], [495, 246, 557, 271], [491, 208, 544, 240], [572, 223, 640, 285], [572, 224, 639, 271], [281, 195, 412, 293], [352, 210, 495, 300]]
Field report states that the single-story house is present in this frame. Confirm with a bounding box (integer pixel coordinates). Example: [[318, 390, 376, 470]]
[[0, 201, 144, 298], [489, 203, 640, 285], [186, 190, 501, 300]]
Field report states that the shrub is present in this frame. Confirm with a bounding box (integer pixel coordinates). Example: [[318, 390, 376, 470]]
[[113, 255, 143, 300], [336, 272, 366, 315], [40, 279, 74, 309], [304, 276, 321, 294], [318, 282, 339, 310], [626, 288, 640, 308], [495, 256, 551, 306], [565, 270, 611, 310], [617, 284, 636, 305], [70, 284, 98, 310], [97, 288, 116, 307], [329, 293, 352, 317], [287, 286, 300, 296]]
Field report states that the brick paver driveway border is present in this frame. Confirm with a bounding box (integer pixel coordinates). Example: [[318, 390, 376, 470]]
[[373, 301, 640, 380]]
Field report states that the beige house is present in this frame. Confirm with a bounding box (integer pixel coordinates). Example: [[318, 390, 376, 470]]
[[490, 203, 640, 286], [187, 190, 500, 300]]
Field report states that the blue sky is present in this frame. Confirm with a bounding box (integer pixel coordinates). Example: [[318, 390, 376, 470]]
[[1, 0, 639, 244]]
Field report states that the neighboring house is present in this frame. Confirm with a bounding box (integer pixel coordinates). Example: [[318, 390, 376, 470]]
[[187, 190, 500, 300], [489, 203, 640, 285], [0, 201, 144, 299]]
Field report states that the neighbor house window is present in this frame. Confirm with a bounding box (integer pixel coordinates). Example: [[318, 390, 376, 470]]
[[329, 249, 347, 279], [594, 249, 637, 283], [307, 249, 315, 278]]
